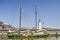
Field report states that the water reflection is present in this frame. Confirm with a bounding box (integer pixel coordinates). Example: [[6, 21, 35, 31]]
[[0, 38, 8, 40], [0, 37, 60, 40], [48, 36, 59, 40], [8, 38, 48, 40]]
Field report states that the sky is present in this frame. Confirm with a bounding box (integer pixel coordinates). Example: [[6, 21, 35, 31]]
[[0, 0, 60, 28]]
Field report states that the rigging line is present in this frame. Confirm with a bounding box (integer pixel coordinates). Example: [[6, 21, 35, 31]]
[[11, 5, 20, 27]]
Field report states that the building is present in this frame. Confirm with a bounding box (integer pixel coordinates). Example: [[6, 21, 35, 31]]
[[0, 21, 16, 35], [45, 27, 60, 35]]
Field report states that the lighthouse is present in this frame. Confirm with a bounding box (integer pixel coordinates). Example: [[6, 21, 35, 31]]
[[38, 19, 42, 30]]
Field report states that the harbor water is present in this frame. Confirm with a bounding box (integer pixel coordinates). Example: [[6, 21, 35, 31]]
[[0, 36, 60, 40]]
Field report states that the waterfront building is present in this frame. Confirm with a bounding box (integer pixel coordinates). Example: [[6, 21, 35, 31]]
[[0, 21, 17, 35], [45, 27, 60, 35]]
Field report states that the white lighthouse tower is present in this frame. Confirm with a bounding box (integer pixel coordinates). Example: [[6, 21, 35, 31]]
[[38, 19, 42, 30]]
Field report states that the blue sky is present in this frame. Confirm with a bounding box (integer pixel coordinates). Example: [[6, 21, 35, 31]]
[[0, 0, 60, 28]]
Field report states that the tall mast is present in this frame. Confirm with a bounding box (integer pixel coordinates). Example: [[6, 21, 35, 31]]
[[19, 1, 22, 34], [35, 4, 37, 29]]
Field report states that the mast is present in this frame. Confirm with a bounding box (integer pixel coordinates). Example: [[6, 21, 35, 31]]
[[19, 1, 22, 34], [35, 4, 37, 29]]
